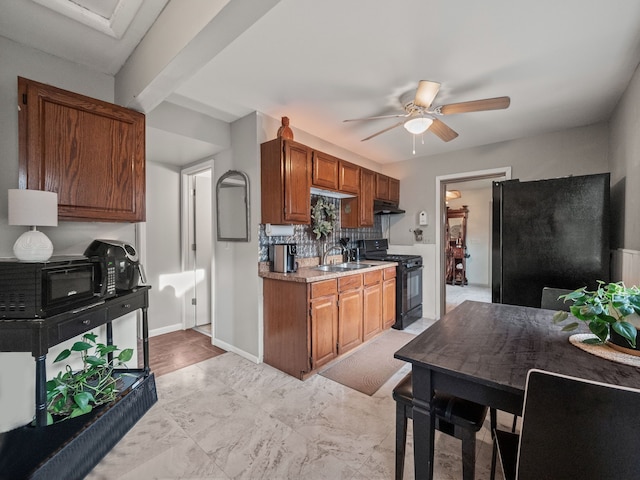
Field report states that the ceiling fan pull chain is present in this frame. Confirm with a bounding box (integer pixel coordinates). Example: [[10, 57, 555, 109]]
[[412, 134, 416, 155]]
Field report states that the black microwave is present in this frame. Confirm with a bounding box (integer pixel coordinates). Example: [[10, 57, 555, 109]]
[[0, 256, 116, 319]]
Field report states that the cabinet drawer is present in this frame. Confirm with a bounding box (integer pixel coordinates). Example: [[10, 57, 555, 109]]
[[338, 274, 363, 292], [363, 270, 382, 285], [107, 293, 146, 321], [311, 279, 337, 298], [58, 308, 107, 342], [383, 267, 397, 280]]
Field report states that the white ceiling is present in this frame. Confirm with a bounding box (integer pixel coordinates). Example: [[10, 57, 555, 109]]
[[3, 0, 640, 165]]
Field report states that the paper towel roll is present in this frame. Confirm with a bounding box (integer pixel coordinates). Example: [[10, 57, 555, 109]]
[[265, 224, 295, 237]]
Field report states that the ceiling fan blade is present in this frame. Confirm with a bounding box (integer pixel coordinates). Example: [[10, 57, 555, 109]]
[[361, 121, 405, 141], [429, 118, 459, 142], [413, 80, 441, 109], [343, 112, 409, 122], [438, 96, 511, 115]]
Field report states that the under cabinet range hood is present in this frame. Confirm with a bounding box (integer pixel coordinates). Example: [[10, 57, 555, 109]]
[[373, 199, 405, 214]]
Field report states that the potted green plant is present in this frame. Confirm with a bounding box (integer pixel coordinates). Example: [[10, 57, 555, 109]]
[[552, 281, 640, 349], [45, 333, 133, 425]]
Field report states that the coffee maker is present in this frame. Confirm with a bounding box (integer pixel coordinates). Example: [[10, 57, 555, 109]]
[[269, 244, 297, 273]]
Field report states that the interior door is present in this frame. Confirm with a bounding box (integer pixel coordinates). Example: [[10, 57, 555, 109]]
[[194, 174, 212, 326]]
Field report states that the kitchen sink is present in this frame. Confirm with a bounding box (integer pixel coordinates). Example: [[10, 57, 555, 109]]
[[313, 262, 374, 272]]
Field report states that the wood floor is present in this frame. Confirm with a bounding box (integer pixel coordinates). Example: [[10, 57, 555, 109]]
[[139, 328, 226, 377]]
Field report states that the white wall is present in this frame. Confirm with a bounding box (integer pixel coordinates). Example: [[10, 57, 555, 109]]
[[447, 187, 492, 286], [0, 37, 139, 431]]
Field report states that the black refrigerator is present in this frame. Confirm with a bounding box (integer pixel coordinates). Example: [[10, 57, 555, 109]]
[[492, 173, 610, 307]]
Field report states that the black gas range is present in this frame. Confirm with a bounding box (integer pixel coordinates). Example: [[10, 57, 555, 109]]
[[359, 239, 423, 330]]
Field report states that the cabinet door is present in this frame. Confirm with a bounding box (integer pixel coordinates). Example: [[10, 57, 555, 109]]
[[383, 277, 397, 329], [359, 169, 375, 227], [283, 141, 311, 223], [338, 288, 363, 354], [339, 161, 360, 194], [310, 294, 338, 369], [362, 283, 382, 341], [18, 77, 145, 222], [312, 151, 339, 190], [375, 173, 390, 200], [389, 177, 400, 204]]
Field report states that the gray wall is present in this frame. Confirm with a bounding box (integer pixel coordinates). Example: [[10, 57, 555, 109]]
[[610, 61, 640, 251], [0, 37, 139, 431], [382, 123, 610, 318], [144, 161, 183, 331]]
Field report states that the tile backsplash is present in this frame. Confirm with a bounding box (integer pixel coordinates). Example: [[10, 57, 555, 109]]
[[258, 195, 383, 261]]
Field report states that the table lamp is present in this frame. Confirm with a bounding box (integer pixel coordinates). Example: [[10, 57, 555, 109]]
[[8, 189, 58, 262]]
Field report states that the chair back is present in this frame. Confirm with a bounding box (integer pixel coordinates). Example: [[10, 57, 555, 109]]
[[540, 287, 572, 311], [516, 369, 640, 480]]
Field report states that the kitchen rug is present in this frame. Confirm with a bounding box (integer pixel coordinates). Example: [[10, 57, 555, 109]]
[[319, 329, 415, 395]]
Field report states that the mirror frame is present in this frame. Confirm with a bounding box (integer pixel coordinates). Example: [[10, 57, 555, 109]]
[[216, 170, 250, 242]]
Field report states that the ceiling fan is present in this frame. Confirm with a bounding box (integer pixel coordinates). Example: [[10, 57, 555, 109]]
[[344, 80, 510, 144]]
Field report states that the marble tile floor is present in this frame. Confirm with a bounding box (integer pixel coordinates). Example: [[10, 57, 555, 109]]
[[88, 321, 512, 480], [445, 284, 492, 313]]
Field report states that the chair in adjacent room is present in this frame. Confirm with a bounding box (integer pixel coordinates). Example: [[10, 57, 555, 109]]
[[494, 369, 640, 480], [393, 371, 488, 480]]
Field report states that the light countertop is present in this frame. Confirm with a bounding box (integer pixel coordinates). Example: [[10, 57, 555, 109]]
[[258, 259, 397, 283]]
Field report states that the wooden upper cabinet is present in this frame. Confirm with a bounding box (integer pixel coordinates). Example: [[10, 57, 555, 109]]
[[312, 151, 339, 190], [375, 173, 400, 204], [18, 77, 145, 222], [339, 161, 359, 194], [261, 138, 311, 224], [389, 177, 400, 204], [375, 173, 390, 201], [359, 169, 375, 226]]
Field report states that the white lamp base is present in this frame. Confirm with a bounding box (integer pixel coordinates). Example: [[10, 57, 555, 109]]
[[13, 228, 54, 262]]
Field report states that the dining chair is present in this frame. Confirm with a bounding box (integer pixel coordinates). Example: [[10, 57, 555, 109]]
[[490, 286, 574, 479], [494, 369, 640, 480], [540, 286, 573, 311], [393, 371, 488, 480]]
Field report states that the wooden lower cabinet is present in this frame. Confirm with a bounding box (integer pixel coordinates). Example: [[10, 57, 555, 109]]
[[264, 270, 382, 379], [382, 267, 397, 329], [310, 292, 338, 369], [363, 270, 383, 342]]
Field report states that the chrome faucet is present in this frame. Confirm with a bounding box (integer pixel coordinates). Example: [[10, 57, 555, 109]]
[[321, 244, 343, 265]]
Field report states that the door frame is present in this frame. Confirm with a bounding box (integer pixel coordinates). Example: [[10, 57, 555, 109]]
[[435, 167, 512, 319], [180, 160, 215, 335]]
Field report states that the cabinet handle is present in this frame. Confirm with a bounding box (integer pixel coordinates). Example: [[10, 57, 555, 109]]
[[122, 304, 131, 308], [82, 320, 91, 325]]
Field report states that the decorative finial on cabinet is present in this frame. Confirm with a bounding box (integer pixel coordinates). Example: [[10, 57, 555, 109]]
[[277, 116, 294, 140]]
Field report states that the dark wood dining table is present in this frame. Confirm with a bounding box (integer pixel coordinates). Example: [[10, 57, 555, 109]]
[[394, 300, 640, 480]]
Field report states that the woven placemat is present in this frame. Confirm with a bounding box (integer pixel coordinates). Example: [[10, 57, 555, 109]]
[[569, 334, 640, 367]]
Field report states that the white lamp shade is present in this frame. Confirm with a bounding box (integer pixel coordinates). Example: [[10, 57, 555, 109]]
[[8, 189, 58, 227], [8, 189, 58, 262], [404, 117, 433, 135]]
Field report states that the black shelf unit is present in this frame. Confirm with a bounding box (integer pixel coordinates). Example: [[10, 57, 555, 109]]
[[0, 286, 157, 479]]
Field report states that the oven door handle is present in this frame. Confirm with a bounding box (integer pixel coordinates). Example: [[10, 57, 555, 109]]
[[403, 265, 423, 273]]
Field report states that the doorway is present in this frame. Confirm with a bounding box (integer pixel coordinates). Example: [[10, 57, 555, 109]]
[[435, 167, 511, 318], [181, 161, 214, 336]]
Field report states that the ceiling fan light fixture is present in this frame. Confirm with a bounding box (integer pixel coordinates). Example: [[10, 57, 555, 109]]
[[404, 117, 433, 135]]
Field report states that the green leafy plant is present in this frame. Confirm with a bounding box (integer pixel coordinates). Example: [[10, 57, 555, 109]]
[[45, 333, 133, 425], [311, 196, 337, 239], [552, 281, 640, 347]]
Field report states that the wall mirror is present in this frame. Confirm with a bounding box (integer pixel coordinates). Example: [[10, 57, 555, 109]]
[[216, 170, 250, 242]]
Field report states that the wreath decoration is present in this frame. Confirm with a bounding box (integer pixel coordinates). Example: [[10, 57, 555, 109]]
[[311, 196, 337, 239]]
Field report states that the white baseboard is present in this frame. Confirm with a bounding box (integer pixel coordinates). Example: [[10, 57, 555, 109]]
[[149, 323, 183, 337], [213, 338, 259, 364]]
